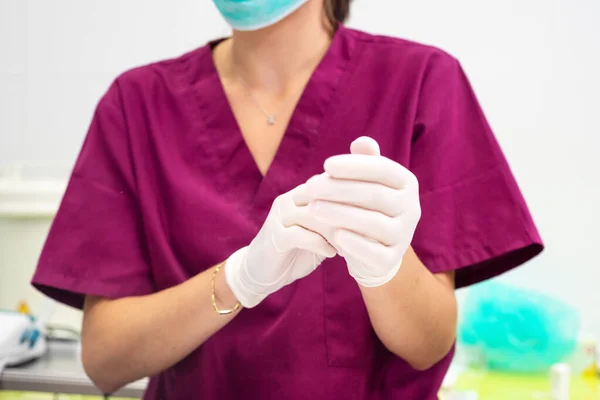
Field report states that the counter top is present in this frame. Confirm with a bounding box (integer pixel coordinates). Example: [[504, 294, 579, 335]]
[[0, 340, 147, 398], [453, 369, 600, 399]]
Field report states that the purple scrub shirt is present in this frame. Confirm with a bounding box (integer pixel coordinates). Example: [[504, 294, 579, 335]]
[[32, 25, 543, 400]]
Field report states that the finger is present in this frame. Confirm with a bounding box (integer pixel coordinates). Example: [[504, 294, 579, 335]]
[[306, 173, 401, 217], [310, 200, 399, 246], [279, 187, 315, 226], [350, 136, 380, 156], [280, 192, 336, 236], [294, 204, 341, 252], [274, 225, 337, 258], [324, 154, 417, 190], [278, 190, 341, 253], [335, 229, 402, 272], [289, 183, 311, 206]]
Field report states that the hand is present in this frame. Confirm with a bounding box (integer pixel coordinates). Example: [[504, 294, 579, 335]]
[[306, 137, 421, 287], [225, 184, 337, 308]]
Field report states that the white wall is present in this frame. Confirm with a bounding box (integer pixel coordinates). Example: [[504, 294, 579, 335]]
[[1, 1, 599, 336]]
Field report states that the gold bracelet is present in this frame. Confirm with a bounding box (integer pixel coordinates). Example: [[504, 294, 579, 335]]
[[211, 261, 241, 315]]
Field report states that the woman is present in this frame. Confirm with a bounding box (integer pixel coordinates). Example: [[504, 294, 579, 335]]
[[32, 0, 544, 399]]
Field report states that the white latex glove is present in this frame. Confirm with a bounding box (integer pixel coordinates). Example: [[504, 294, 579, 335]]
[[306, 137, 421, 287], [225, 184, 337, 308]]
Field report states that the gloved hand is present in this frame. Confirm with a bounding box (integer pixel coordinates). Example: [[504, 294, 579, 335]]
[[225, 184, 337, 308], [306, 137, 421, 287]]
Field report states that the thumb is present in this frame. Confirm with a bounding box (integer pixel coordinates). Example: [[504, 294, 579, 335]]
[[350, 136, 381, 156]]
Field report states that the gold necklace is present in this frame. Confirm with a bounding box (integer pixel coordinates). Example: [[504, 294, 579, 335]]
[[235, 70, 305, 126]]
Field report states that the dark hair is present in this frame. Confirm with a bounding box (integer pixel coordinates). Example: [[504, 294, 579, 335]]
[[324, 0, 352, 27]]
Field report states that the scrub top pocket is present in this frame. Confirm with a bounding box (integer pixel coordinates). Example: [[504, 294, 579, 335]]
[[322, 257, 379, 368]]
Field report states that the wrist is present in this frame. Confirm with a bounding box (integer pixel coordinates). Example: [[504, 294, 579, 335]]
[[352, 259, 402, 288], [214, 262, 240, 308], [224, 247, 268, 308]]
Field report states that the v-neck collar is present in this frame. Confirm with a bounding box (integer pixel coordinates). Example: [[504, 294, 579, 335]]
[[189, 24, 355, 211]]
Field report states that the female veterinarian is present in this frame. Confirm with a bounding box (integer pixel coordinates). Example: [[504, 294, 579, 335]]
[[32, 0, 543, 398]]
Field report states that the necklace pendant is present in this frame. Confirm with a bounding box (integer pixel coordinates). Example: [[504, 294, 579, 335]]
[[267, 116, 276, 125]]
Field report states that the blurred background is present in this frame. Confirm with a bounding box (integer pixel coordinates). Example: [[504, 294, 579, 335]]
[[1, 0, 599, 399]]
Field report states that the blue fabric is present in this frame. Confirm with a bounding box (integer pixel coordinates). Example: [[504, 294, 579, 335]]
[[459, 282, 579, 373], [212, 0, 308, 31]]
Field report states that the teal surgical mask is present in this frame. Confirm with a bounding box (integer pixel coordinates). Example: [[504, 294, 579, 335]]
[[212, 0, 309, 31]]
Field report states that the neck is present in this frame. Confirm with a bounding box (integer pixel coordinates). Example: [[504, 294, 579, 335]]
[[221, 2, 333, 93]]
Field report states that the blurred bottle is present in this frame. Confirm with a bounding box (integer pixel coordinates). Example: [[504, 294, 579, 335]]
[[550, 363, 571, 400]]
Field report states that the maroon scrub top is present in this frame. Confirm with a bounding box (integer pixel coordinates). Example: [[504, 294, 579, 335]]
[[32, 25, 543, 400]]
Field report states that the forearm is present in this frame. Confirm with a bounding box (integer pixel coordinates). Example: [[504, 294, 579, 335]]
[[81, 262, 239, 393], [359, 248, 457, 370]]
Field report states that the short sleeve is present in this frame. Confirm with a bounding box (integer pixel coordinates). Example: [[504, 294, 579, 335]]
[[32, 80, 155, 309], [409, 52, 543, 288]]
